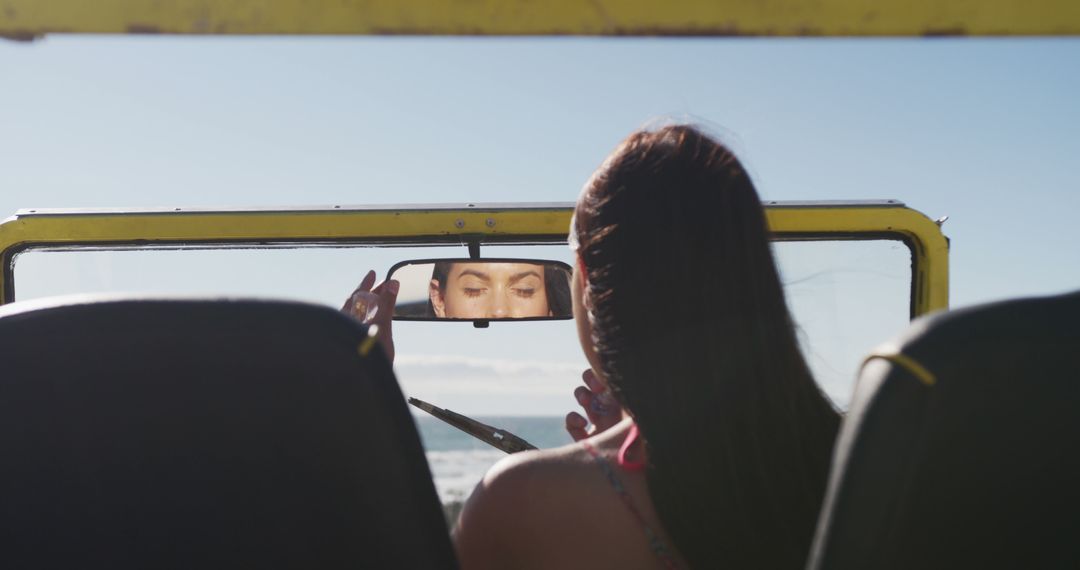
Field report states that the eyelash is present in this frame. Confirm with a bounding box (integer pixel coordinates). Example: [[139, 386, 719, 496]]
[[461, 287, 536, 298]]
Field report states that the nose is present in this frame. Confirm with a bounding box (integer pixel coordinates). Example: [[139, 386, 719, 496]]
[[490, 291, 510, 318]]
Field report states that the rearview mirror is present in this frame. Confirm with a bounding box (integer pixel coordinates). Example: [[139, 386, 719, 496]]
[[387, 258, 573, 323]]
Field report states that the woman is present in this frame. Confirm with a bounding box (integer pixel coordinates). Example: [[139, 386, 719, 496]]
[[348, 125, 840, 569]]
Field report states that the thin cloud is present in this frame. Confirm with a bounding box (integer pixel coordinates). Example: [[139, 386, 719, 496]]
[[396, 354, 584, 380], [395, 353, 586, 395]]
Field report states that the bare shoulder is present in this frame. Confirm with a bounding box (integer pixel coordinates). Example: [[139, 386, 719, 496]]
[[486, 440, 592, 491], [454, 420, 675, 569], [452, 442, 599, 569], [457, 441, 596, 528]]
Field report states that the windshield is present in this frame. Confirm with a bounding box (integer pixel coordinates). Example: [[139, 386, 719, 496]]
[[12, 236, 911, 505]]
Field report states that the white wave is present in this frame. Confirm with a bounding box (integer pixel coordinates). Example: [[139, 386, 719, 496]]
[[426, 449, 506, 503]]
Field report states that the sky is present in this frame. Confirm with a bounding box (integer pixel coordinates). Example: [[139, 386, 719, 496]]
[[2, 36, 1078, 414]]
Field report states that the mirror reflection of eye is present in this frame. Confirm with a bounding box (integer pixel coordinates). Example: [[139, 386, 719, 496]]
[[464, 287, 486, 298], [512, 287, 536, 298]]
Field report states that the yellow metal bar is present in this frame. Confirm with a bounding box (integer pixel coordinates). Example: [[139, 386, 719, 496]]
[[766, 205, 949, 316], [0, 204, 948, 316], [2, 0, 1078, 39], [0, 208, 570, 244]]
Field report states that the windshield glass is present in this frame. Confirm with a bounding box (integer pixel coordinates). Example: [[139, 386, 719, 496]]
[[13, 238, 909, 407], [13, 238, 910, 503]]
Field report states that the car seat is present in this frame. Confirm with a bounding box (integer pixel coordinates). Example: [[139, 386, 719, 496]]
[[807, 291, 1080, 570], [0, 295, 457, 569]]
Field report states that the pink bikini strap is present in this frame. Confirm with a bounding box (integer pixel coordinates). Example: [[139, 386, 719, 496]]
[[617, 423, 647, 472]]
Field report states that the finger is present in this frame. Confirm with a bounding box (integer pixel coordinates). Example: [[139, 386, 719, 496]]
[[371, 279, 400, 324], [342, 289, 374, 315], [578, 388, 614, 432], [371, 279, 399, 362], [583, 368, 604, 393], [581, 389, 614, 428], [357, 270, 377, 293], [342, 270, 377, 312], [574, 386, 592, 409], [582, 368, 621, 419], [565, 412, 590, 442]]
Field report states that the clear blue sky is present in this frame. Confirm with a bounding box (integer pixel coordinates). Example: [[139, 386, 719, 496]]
[[4, 37, 1078, 304], [2, 36, 1078, 412]]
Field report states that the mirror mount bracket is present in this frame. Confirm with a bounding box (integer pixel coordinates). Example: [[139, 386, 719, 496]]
[[467, 240, 480, 260], [472, 319, 490, 329]]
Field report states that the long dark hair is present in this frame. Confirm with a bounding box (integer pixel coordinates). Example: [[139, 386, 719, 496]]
[[574, 125, 840, 569]]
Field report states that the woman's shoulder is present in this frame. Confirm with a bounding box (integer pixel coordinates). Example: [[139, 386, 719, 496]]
[[452, 442, 587, 567], [489, 440, 591, 484], [478, 421, 632, 503], [452, 436, 622, 568], [460, 440, 596, 525]]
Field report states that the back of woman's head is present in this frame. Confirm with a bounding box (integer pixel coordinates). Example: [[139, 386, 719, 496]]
[[574, 125, 840, 569]]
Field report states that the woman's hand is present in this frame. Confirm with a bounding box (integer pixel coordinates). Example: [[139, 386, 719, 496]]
[[341, 270, 400, 363], [565, 368, 623, 441]]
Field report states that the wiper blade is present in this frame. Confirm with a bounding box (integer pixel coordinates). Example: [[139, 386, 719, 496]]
[[408, 397, 538, 454]]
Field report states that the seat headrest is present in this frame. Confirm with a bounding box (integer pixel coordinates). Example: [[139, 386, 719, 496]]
[[0, 295, 457, 569], [808, 290, 1080, 570]]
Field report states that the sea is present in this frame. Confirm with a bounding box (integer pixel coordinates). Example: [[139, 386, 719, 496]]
[[414, 415, 571, 505]]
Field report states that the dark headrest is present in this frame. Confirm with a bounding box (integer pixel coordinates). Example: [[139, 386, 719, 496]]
[[0, 295, 457, 569], [808, 291, 1080, 570]]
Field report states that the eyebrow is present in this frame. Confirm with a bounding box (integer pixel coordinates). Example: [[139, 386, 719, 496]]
[[509, 270, 542, 284], [457, 269, 491, 281], [455, 269, 542, 284]]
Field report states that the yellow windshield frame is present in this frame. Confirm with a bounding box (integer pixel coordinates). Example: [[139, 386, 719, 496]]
[[0, 202, 948, 317], [2, 0, 1078, 38]]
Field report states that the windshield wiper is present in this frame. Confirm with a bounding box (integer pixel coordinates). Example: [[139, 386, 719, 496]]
[[408, 397, 538, 454]]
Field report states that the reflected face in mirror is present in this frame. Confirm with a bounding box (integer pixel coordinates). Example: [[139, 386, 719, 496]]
[[430, 262, 551, 319], [386, 258, 572, 320]]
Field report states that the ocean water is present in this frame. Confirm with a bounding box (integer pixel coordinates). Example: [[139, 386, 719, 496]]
[[414, 415, 571, 504]]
